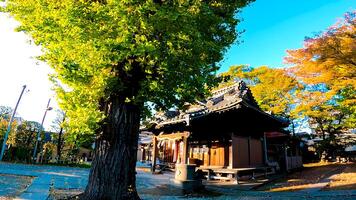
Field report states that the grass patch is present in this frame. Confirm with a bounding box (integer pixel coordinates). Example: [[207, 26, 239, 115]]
[[45, 163, 91, 169]]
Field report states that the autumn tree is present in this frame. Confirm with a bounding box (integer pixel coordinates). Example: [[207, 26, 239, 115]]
[[5, 0, 253, 199], [8, 120, 41, 148], [285, 11, 356, 157], [0, 106, 18, 146], [219, 65, 299, 117], [7, 120, 41, 162]]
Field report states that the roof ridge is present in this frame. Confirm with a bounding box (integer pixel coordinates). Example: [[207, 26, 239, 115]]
[[211, 82, 240, 96]]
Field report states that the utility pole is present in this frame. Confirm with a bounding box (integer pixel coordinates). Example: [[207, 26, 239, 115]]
[[0, 85, 27, 161], [33, 98, 52, 163]]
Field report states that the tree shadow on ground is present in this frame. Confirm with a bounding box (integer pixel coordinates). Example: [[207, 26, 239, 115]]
[[256, 162, 355, 192], [323, 164, 356, 191], [139, 184, 222, 198]]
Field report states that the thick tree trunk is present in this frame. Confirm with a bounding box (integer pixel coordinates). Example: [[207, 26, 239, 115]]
[[82, 97, 141, 200]]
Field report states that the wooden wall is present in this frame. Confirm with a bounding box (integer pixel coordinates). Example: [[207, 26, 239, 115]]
[[232, 135, 263, 168], [188, 135, 264, 168], [250, 138, 264, 166], [190, 143, 227, 167], [210, 145, 225, 166], [232, 136, 249, 168]]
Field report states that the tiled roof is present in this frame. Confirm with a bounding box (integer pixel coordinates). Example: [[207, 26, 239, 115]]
[[153, 81, 261, 128]]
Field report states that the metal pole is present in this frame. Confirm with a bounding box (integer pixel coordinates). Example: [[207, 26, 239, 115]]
[[0, 85, 27, 161], [33, 98, 51, 162]]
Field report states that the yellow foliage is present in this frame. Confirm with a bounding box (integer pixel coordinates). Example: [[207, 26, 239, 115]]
[[218, 65, 299, 116]]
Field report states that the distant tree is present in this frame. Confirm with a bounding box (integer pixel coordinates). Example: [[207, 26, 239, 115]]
[[0, 106, 14, 120], [6, 0, 253, 198], [285, 11, 356, 158], [0, 106, 18, 146], [42, 142, 56, 163], [7, 121, 41, 162], [0, 120, 10, 143], [220, 65, 299, 117], [9, 120, 41, 147]]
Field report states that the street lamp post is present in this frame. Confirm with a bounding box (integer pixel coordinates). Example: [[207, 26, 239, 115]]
[[0, 85, 27, 161], [33, 98, 52, 163]]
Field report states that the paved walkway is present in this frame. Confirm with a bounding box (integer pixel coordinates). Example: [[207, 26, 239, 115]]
[[0, 162, 89, 200], [0, 162, 174, 200]]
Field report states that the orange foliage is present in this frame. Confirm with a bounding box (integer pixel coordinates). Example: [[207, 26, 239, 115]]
[[285, 11, 355, 99], [285, 11, 356, 134]]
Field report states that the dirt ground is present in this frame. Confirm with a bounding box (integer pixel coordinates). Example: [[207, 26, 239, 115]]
[[48, 189, 82, 200], [260, 162, 356, 192], [323, 163, 356, 190]]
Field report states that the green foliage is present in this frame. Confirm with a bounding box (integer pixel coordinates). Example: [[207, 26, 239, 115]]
[[6, 0, 253, 138]]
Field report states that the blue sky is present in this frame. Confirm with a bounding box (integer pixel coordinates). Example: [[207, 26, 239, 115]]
[[0, 1, 355, 129], [219, 0, 355, 72]]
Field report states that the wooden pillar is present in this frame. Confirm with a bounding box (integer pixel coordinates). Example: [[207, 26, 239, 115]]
[[151, 136, 158, 173], [284, 143, 289, 172], [173, 140, 179, 163], [142, 148, 146, 162], [207, 147, 211, 166], [162, 141, 165, 162], [182, 136, 189, 164], [224, 141, 229, 167], [248, 136, 251, 167], [189, 146, 193, 159], [263, 133, 268, 164]]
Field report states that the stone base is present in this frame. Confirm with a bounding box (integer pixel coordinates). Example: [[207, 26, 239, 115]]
[[172, 179, 204, 191]]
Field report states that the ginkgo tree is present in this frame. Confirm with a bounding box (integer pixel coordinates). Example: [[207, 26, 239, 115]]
[[285, 11, 356, 157], [5, 0, 253, 199], [219, 65, 299, 117]]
